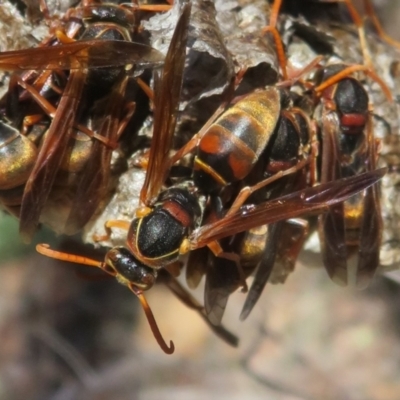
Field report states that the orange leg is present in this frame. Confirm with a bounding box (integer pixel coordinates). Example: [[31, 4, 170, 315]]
[[130, 0, 174, 6], [317, 0, 372, 68], [225, 155, 315, 217], [22, 114, 45, 132], [128, 284, 174, 354], [134, 5, 172, 12], [116, 102, 136, 138], [16, 78, 119, 148], [342, 0, 373, 68], [362, 0, 400, 49], [120, 2, 172, 17], [323, 0, 400, 67], [329, 0, 400, 50], [18, 70, 57, 98], [262, 0, 288, 80], [93, 219, 131, 242], [276, 55, 324, 88], [104, 220, 131, 231], [55, 30, 77, 44]]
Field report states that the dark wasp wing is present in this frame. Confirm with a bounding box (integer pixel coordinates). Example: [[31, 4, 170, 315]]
[[140, 3, 191, 205], [318, 111, 348, 285], [19, 70, 86, 242], [0, 40, 164, 71], [240, 222, 283, 321], [240, 173, 304, 320], [189, 169, 386, 249], [186, 246, 209, 289], [64, 76, 130, 234], [356, 117, 383, 289], [204, 253, 242, 327]]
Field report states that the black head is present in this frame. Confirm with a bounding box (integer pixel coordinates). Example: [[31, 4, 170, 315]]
[[105, 247, 157, 290]]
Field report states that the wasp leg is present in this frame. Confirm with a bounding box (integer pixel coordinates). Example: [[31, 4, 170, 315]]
[[262, 0, 288, 79], [16, 77, 119, 147], [92, 220, 131, 242], [55, 30, 76, 44], [226, 155, 314, 217], [362, 0, 400, 49], [117, 101, 136, 138]]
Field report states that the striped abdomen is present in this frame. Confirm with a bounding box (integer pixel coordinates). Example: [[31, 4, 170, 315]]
[[193, 87, 281, 193]]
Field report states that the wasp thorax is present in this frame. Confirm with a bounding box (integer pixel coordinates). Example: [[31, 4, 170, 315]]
[[105, 247, 156, 290], [135, 210, 186, 260], [82, 5, 133, 27], [127, 187, 203, 267]]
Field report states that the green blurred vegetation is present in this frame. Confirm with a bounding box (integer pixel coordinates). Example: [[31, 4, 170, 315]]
[[0, 213, 59, 262]]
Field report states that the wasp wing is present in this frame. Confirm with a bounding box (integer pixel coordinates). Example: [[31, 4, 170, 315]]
[[0, 40, 164, 71], [356, 117, 383, 289], [140, 3, 191, 204], [318, 112, 348, 285], [64, 77, 130, 234], [19, 70, 86, 242], [240, 172, 305, 320], [186, 247, 209, 289], [240, 222, 283, 321], [204, 253, 242, 326], [190, 168, 386, 249]]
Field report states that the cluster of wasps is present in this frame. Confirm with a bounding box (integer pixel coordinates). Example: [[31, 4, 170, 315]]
[[0, 0, 397, 353]]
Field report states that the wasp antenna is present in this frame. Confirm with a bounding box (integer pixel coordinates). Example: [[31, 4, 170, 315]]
[[315, 65, 393, 103], [130, 285, 175, 355], [36, 243, 103, 269], [363, 68, 394, 103]]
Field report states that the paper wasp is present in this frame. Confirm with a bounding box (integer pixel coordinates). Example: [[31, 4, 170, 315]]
[[0, 0, 168, 241], [269, 0, 394, 289], [263, 0, 393, 279], [35, 12, 386, 357], [312, 64, 383, 289]]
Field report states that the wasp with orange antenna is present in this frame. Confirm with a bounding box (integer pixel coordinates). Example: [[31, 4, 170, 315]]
[[34, 1, 388, 352], [41, 40, 389, 353]]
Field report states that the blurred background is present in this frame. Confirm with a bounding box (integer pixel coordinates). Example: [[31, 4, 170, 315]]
[[1, 1, 400, 399]]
